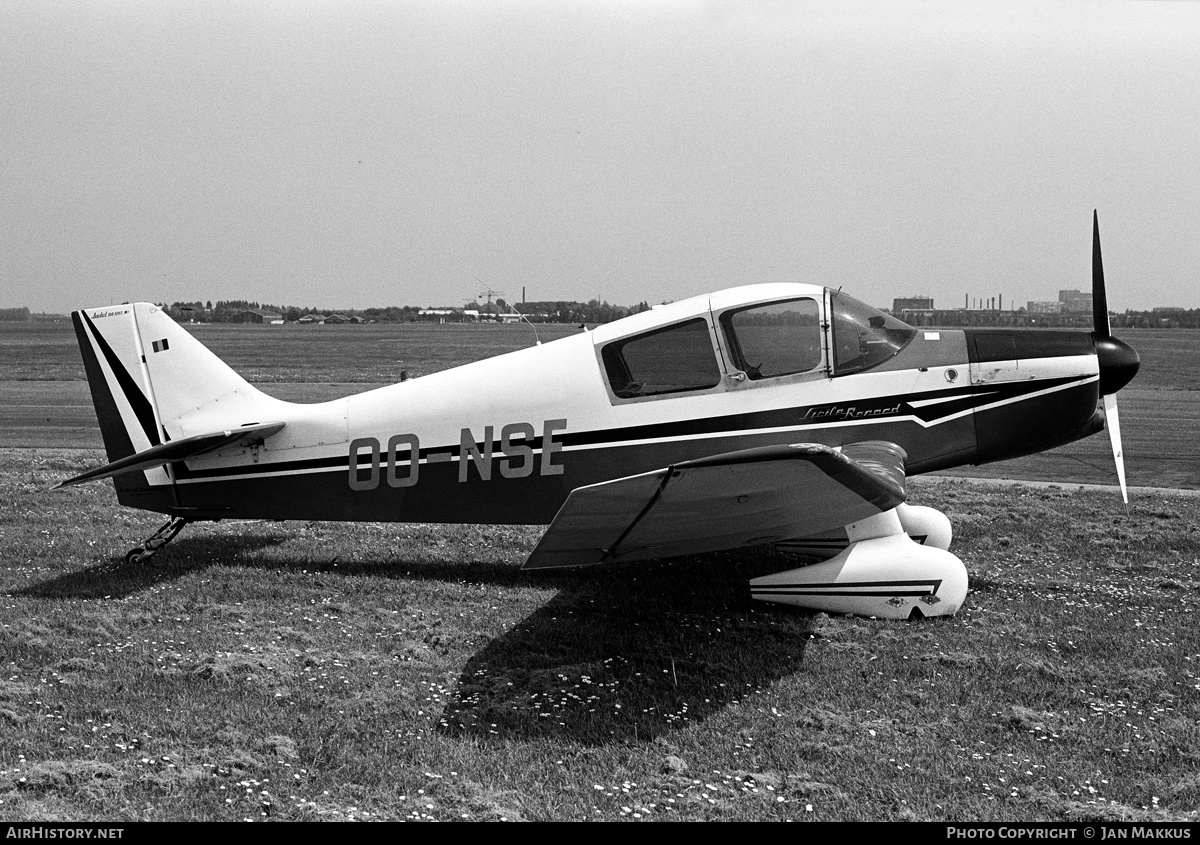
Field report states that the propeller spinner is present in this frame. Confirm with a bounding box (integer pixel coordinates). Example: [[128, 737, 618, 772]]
[[1090, 211, 1140, 502]]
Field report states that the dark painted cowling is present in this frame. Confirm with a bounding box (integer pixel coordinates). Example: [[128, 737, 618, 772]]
[[966, 212, 1141, 469]]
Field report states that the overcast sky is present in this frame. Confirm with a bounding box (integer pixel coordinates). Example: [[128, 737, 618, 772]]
[[4, 0, 1199, 315]]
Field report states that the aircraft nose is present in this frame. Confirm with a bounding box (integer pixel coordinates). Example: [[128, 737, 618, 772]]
[[1094, 334, 1140, 395]]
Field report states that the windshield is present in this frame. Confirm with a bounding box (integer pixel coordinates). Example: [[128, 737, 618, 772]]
[[829, 291, 916, 375]]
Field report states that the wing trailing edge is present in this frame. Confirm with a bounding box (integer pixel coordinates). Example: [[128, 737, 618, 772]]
[[522, 440, 907, 570], [55, 422, 286, 489]]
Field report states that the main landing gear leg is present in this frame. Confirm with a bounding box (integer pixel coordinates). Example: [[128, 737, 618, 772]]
[[125, 516, 189, 565]]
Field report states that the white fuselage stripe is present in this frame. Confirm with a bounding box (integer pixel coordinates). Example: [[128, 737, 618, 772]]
[[167, 375, 1094, 486]]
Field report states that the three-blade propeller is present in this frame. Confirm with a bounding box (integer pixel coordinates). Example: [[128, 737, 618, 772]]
[[1091, 211, 1140, 503]]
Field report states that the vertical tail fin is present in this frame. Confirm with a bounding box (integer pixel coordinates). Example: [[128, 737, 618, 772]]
[[72, 303, 286, 486]]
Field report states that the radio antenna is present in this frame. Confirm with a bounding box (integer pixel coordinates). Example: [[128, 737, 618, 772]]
[[496, 295, 542, 346]]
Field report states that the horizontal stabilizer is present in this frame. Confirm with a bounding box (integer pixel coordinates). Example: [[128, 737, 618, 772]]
[[523, 441, 907, 570], [55, 422, 285, 489]]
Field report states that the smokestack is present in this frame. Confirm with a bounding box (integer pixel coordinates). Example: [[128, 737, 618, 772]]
[[999, 293, 1003, 311]]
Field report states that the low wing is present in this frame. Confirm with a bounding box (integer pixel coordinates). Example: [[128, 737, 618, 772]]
[[55, 421, 286, 489], [522, 440, 907, 570]]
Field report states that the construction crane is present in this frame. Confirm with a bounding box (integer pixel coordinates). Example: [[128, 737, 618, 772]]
[[476, 280, 505, 314]]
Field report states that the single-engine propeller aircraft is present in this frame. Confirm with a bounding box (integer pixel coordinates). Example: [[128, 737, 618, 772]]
[[59, 213, 1139, 619]]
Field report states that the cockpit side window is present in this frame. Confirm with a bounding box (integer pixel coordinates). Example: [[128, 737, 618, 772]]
[[601, 318, 721, 399], [830, 291, 916, 375], [719, 298, 822, 380]]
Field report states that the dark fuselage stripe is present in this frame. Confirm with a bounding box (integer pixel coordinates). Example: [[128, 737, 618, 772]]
[[173, 372, 1093, 482]]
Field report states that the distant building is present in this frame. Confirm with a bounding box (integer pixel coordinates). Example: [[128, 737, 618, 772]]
[[893, 296, 935, 323], [230, 308, 283, 324], [1058, 289, 1093, 313], [893, 296, 933, 312], [324, 314, 352, 324], [1027, 301, 1062, 314], [417, 308, 460, 324], [297, 314, 327, 324], [1027, 289, 1092, 315]]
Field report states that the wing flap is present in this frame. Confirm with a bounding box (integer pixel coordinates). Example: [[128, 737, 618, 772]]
[[523, 441, 907, 570], [55, 421, 286, 489]]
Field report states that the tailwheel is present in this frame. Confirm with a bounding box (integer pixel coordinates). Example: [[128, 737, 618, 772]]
[[124, 516, 189, 565]]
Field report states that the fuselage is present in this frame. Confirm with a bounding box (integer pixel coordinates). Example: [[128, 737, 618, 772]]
[[134, 283, 1108, 524]]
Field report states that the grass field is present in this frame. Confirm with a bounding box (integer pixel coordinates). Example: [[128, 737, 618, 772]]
[[1, 319, 1199, 821], [2, 451, 1199, 821]]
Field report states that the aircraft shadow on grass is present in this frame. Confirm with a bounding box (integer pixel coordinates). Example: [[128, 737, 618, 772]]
[[16, 534, 293, 600], [20, 531, 554, 601], [431, 550, 840, 745], [434, 549, 916, 746], [20, 533, 838, 744]]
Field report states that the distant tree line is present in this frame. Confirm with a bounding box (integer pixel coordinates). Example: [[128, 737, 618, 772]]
[[160, 298, 654, 325], [909, 307, 1200, 330], [490, 299, 652, 324], [10, 299, 1197, 329], [1112, 309, 1200, 329]]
